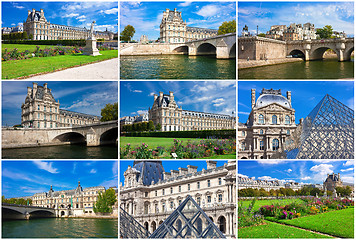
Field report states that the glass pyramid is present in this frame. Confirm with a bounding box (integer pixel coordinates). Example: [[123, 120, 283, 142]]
[[286, 94, 354, 159], [149, 195, 226, 239], [120, 206, 151, 239]]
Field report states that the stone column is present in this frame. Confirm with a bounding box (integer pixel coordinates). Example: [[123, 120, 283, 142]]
[[303, 39, 311, 61], [337, 38, 346, 62], [216, 39, 230, 59], [188, 43, 197, 56]]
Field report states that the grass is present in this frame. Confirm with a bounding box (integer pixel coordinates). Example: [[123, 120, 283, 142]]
[[239, 198, 305, 211], [2, 49, 118, 79], [2, 44, 56, 52], [120, 137, 198, 149], [238, 221, 332, 238], [201, 154, 236, 159], [277, 207, 354, 238]]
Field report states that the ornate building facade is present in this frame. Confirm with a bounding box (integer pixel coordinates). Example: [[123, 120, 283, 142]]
[[323, 173, 343, 191], [23, 9, 114, 40], [120, 160, 236, 237], [29, 181, 118, 217], [238, 175, 302, 191], [148, 91, 235, 131], [21, 83, 100, 128], [238, 88, 297, 159], [160, 8, 218, 43]]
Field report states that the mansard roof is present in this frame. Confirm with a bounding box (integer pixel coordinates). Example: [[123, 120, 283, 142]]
[[154, 94, 176, 108], [59, 109, 100, 119], [27, 10, 47, 22], [133, 161, 164, 186], [255, 89, 291, 109], [325, 173, 341, 182], [187, 26, 218, 33]]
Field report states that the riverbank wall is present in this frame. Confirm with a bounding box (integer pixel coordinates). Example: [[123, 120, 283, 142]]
[[121, 43, 182, 56], [238, 58, 304, 69]]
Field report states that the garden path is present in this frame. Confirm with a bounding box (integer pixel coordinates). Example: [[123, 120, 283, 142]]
[[25, 58, 118, 80]]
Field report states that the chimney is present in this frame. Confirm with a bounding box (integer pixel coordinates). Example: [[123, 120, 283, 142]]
[[170, 170, 179, 178], [44, 83, 48, 92], [287, 91, 291, 103], [206, 160, 217, 170], [154, 94, 158, 101], [28, 10, 31, 15], [178, 167, 188, 176], [187, 165, 198, 173], [169, 91, 174, 102], [163, 172, 171, 180], [32, 82, 38, 98], [251, 89, 256, 108], [27, 87, 31, 96], [174, 8, 177, 12], [159, 91, 163, 101], [32, 8, 35, 13], [40, 8, 43, 13], [338, 173, 340, 180]]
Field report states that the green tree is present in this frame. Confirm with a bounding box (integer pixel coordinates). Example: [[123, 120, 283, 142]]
[[257, 33, 266, 37], [316, 25, 333, 39], [29, 33, 33, 40], [155, 123, 161, 131], [120, 25, 135, 42], [218, 20, 236, 35], [23, 31, 28, 40], [101, 103, 118, 122], [93, 189, 117, 213]]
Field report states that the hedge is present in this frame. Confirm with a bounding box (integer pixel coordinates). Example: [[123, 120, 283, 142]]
[[2, 39, 86, 46], [121, 129, 236, 138]]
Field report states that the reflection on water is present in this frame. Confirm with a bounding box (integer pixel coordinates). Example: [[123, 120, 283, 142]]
[[2, 218, 118, 238], [120, 55, 236, 79], [239, 58, 354, 79], [2, 145, 118, 159]]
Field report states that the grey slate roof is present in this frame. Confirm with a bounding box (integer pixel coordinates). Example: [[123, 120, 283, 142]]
[[59, 109, 99, 119]]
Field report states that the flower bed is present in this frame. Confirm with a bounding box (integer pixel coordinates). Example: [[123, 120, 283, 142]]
[[120, 138, 236, 159]]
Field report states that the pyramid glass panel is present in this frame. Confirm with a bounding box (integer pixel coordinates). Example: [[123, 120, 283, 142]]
[[286, 94, 354, 159], [120, 206, 151, 239], [149, 195, 226, 239]]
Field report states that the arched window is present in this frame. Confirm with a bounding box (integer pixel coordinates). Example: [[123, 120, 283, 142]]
[[260, 141, 264, 150], [260, 129, 263, 134], [259, 114, 264, 124], [272, 115, 277, 124], [242, 131, 245, 136], [285, 115, 290, 125], [241, 142, 246, 151], [272, 139, 279, 151]]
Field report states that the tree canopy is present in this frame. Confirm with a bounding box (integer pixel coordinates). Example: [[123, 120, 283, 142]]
[[101, 103, 118, 122], [120, 25, 135, 42], [2, 196, 32, 205], [316, 25, 333, 39], [218, 20, 236, 35], [93, 188, 117, 213]]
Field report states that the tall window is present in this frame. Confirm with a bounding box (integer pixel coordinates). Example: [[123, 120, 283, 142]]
[[170, 187, 173, 194], [188, 184, 190, 191], [260, 129, 263, 134], [260, 140, 264, 150], [272, 139, 279, 151], [242, 131, 245, 136], [207, 180, 211, 187], [259, 114, 264, 124], [179, 186, 181, 192], [285, 115, 290, 125], [218, 194, 222, 202], [197, 182, 200, 189], [207, 196, 211, 203], [218, 178, 222, 185], [241, 142, 246, 151], [162, 189, 165, 195], [272, 115, 277, 124]]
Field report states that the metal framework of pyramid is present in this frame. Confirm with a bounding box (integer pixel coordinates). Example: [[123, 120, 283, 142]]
[[287, 94, 354, 159], [149, 195, 226, 239], [120, 206, 151, 239]]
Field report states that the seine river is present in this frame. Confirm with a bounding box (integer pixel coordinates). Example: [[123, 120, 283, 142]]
[[2, 218, 118, 238], [239, 59, 354, 79], [120, 55, 236, 79], [2, 145, 118, 159]]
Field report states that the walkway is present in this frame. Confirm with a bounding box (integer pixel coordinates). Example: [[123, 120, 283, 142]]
[[26, 58, 118, 80]]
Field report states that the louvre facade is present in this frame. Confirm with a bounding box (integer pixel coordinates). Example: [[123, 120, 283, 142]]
[[23, 9, 114, 40], [148, 91, 235, 131], [160, 8, 218, 43], [21, 83, 100, 128], [120, 160, 236, 237]]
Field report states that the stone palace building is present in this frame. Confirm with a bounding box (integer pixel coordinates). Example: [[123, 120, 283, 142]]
[[120, 160, 236, 237], [323, 173, 343, 192], [148, 91, 235, 131], [23, 9, 114, 40], [238, 88, 297, 159], [160, 8, 218, 43], [21, 83, 100, 129], [238, 175, 302, 191], [28, 181, 118, 217]]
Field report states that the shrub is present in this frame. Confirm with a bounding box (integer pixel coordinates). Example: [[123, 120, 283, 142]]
[[239, 198, 264, 228], [122, 129, 236, 139]]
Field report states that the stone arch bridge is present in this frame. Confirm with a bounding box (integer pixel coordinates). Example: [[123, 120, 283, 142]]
[[2, 120, 118, 148], [2, 203, 56, 220]]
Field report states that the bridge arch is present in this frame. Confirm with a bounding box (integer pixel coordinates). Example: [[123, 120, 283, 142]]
[[100, 127, 118, 145], [310, 46, 339, 61], [288, 49, 305, 59], [229, 43, 236, 58], [344, 46, 354, 61], [52, 132, 86, 144], [29, 210, 55, 218], [173, 45, 189, 54], [196, 42, 216, 56]]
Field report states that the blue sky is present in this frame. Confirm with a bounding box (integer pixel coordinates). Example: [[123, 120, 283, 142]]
[[120, 1, 236, 41], [238, 2, 354, 37], [2, 2, 118, 32], [238, 81, 354, 123], [120, 160, 227, 186], [239, 160, 354, 185], [2, 81, 118, 127], [120, 81, 236, 118], [2, 161, 118, 198]]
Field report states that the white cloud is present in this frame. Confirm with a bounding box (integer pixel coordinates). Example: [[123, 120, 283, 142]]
[[65, 13, 80, 18], [239, 111, 250, 115], [343, 160, 354, 166], [90, 169, 97, 174], [310, 163, 334, 182], [33, 161, 59, 174], [257, 160, 285, 165], [196, 5, 219, 18], [258, 176, 278, 181], [133, 90, 142, 93], [340, 167, 354, 172], [101, 8, 118, 15], [212, 98, 225, 107], [301, 176, 311, 180], [286, 168, 292, 173], [178, 2, 192, 7], [149, 92, 155, 96], [238, 173, 249, 178]]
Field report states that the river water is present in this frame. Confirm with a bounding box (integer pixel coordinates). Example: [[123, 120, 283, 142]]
[[2, 218, 118, 238], [120, 55, 236, 79], [239, 58, 354, 79], [2, 145, 118, 159]]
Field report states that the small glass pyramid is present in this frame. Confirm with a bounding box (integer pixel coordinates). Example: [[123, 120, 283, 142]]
[[149, 195, 226, 239], [120, 206, 151, 238], [287, 94, 354, 159]]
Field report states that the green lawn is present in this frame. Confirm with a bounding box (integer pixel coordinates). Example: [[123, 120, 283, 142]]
[[238, 221, 332, 238], [202, 154, 236, 159], [239, 198, 305, 211], [120, 137, 198, 149], [2, 44, 56, 52], [2, 50, 118, 79], [277, 208, 354, 238]]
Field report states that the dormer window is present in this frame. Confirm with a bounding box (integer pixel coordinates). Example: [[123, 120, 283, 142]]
[[259, 114, 264, 124], [285, 115, 290, 125], [272, 115, 277, 124]]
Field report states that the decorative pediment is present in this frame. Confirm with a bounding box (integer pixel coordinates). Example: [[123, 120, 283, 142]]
[[205, 191, 213, 196], [256, 103, 293, 112]]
